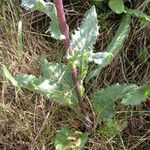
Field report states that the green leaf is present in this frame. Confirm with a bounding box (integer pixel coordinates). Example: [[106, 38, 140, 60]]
[[121, 82, 150, 105], [69, 6, 99, 81], [144, 82, 150, 97], [93, 83, 150, 121], [85, 67, 101, 83], [69, 6, 99, 71], [15, 74, 38, 90], [55, 127, 88, 150], [85, 52, 113, 81], [86, 14, 131, 82], [124, 8, 150, 23], [40, 57, 77, 105], [21, 0, 65, 40], [93, 84, 124, 121], [89, 52, 113, 65], [3, 58, 77, 105], [2, 65, 18, 86], [40, 56, 66, 79], [40, 57, 73, 89], [106, 15, 131, 54], [46, 4, 66, 40], [138, 49, 150, 62], [100, 119, 127, 138], [71, 6, 99, 52], [109, 0, 124, 14]]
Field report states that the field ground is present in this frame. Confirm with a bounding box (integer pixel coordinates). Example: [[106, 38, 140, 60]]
[[0, 0, 150, 149]]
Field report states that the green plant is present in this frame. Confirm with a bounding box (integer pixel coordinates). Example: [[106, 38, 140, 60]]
[[2, 0, 150, 149], [87, 0, 150, 80], [88, 0, 150, 19]]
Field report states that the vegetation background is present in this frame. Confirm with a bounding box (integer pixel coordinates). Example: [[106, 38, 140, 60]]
[[0, 0, 150, 149]]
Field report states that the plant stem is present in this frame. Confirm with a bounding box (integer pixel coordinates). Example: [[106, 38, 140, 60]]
[[54, 0, 71, 54], [54, 0, 92, 128]]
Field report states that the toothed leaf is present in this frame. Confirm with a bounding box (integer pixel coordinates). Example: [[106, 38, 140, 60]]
[[71, 6, 99, 52], [93, 83, 150, 121], [121, 82, 150, 105], [69, 6, 99, 81], [93, 84, 124, 121], [3, 58, 77, 105]]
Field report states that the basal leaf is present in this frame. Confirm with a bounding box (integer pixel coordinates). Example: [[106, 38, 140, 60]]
[[125, 8, 150, 23], [109, 0, 124, 14], [93, 84, 124, 121], [93, 83, 150, 121], [21, 0, 65, 40], [71, 6, 99, 52], [86, 14, 131, 82], [55, 127, 88, 150]]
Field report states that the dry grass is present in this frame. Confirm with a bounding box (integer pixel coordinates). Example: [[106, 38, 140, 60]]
[[0, 0, 150, 149]]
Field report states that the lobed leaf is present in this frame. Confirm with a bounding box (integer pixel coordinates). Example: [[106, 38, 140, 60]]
[[93, 84, 124, 121], [21, 0, 65, 40], [55, 127, 88, 150], [3, 57, 77, 105], [40, 57, 77, 105], [93, 83, 150, 121]]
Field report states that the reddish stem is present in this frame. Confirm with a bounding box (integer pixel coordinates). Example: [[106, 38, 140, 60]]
[[54, 0, 92, 128], [54, 0, 71, 54]]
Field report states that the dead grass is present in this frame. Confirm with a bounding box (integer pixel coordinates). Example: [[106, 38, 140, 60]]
[[0, 0, 150, 149]]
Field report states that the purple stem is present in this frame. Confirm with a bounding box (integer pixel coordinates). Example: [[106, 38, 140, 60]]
[[54, 0, 92, 128], [54, 0, 71, 54]]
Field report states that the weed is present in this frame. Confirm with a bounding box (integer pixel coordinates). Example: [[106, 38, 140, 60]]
[[1, 0, 150, 149]]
